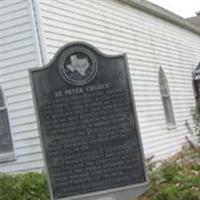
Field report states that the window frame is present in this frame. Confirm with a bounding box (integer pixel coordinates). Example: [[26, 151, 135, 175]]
[[0, 86, 15, 163], [193, 62, 200, 102], [159, 67, 176, 129]]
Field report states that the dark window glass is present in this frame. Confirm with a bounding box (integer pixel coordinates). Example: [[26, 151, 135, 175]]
[[0, 88, 5, 107], [194, 62, 200, 101], [0, 86, 15, 163]]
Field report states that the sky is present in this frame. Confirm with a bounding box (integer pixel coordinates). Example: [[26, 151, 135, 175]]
[[148, 0, 200, 18]]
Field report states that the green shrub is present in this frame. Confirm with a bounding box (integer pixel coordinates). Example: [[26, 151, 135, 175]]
[[0, 148, 199, 200], [181, 190, 200, 200], [153, 185, 180, 200], [140, 148, 200, 200], [0, 172, 49, 200]]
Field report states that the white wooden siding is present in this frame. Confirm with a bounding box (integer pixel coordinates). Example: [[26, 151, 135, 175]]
[[39, 0, 200, 160], [0, 0, 44, 173], [0, 0, 200, 174]]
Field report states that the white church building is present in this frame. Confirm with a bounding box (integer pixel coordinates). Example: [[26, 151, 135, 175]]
[[0, 0, 200, 173]]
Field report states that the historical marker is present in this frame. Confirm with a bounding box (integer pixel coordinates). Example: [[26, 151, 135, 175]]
[[30, 42, 148, 200]]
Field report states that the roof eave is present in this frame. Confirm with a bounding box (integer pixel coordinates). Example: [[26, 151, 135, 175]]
[[119, 0, 200, 35]]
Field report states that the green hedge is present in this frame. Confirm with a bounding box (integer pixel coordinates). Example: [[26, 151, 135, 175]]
[[0, 172, 49, 200], [139, 148, 200, 200], [0, 148, 199, 200]]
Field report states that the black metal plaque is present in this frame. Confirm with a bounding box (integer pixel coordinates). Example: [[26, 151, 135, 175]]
[[30, 42, 147, 200]]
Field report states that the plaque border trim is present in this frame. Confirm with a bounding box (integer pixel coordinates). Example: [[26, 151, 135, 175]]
[[29, 41, 149, 200]]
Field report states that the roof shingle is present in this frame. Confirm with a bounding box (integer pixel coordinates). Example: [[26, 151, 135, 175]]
[[187, 15, 200, 27]]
